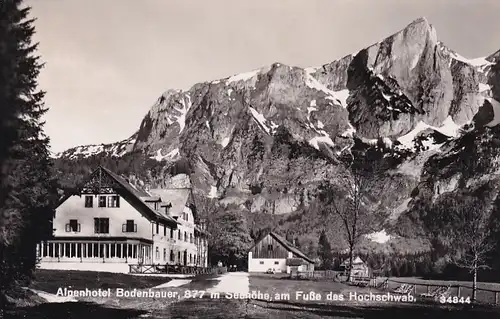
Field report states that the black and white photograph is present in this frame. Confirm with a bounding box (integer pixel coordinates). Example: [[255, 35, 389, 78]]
[[1, 0, 500, 318]]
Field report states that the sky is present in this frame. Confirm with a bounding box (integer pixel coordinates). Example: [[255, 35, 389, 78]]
[[27, 0, 500, 153]]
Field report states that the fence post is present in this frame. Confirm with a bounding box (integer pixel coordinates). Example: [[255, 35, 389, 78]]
[[426, 285, 430, 294], [495, 292, 498, 305], [457, 286, 461, 298]]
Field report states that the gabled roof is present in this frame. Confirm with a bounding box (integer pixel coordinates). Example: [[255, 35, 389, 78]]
[[148, 188, 191, 217], [57, 166, 179, 227], [250, 231, 315, 264]]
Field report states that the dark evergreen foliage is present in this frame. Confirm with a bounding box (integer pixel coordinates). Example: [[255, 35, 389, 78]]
[[0, 0, 58, 307]]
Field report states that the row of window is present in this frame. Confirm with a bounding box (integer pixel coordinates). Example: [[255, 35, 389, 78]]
[[154, 247, 199, 264], [259, 260, 280, 265], [66, 219, 203, 245], [84, 195, 119, 208], [154, 222, 196, 244]]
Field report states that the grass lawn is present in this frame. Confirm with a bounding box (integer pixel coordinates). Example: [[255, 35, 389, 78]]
[[29, 269, 172, 294]]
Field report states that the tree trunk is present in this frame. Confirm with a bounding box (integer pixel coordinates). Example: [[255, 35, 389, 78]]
[[347, 246, 354, 282], [472, 264, 478, 302]]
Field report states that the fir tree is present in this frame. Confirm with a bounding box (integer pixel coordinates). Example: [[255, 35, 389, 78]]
[[0, 0, 58, 306], [317, 230, 333, 270]]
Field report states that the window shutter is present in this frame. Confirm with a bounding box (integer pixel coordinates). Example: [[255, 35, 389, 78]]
[[77, 224, 81, 232], [65, 224, 70, 232], [134, 224, 137, 232], [122, 224, 126, 232]]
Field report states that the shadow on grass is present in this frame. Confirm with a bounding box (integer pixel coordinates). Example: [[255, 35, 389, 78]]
[[31, 269, 171, 294], [5, 302, 148, 319]]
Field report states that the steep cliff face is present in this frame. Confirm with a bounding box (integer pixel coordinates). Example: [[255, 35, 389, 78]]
[[53, 17, 500, 247]]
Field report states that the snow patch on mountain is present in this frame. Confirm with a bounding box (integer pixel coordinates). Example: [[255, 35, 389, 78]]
[[248, 106, 271, 134], [365, 229, 392, 244], [450, 53, 494, 68], [479, 83, 491, 93], [304, 73, 345, 107], [485, 98, 500, 127], [397, 116, 460, 150], [309, 135, 334, 150], [150, 148, 180, 161], [226, 69, 259, 83], [333, 89, 350, 108], [220, 137, 231, 148]]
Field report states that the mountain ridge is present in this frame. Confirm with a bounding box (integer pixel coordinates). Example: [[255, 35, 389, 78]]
[[51, 17, 499, 254]]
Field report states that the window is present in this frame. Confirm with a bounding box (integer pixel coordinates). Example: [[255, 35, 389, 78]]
[[177, 251, 181, 262], [267, 244, 273, 251], [170, 228, 174, 239], [259, 261, 264, 265], [163, 248, 167, 261], [156, 222, 159, 234], [123, 220, 137, 232], [189, 254, 192, 264], [156, 247, 160, 260], [85, 196, 93, 208], [184, 231, 187, 242], [94, 218, 109, 233], [186, 214, 189, 222], [178, 230, 181, 240], [98, 196, 106, 207], [274, 261, 279, 265], [107, 195, 120, 208], [170, 250, 175, 262], [65, 219, 80, 232], [163, 225, 167, 236], [190, 233, 193, 243]]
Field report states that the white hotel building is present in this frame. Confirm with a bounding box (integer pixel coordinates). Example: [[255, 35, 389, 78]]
[[37, 166, 208, 273]]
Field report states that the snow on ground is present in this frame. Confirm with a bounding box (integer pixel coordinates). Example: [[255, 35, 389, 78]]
[[227, 89, 233, 96], [365, 229, 392, 244], [152, 279, 192, 289], [205, 121, 211, 129], [248, 106, 271, 134], [317, 120, 324, 129], [207, 272, 249, 295], [485, 98, 500, 127], [310, 100, 317, 107], [212, 80, 221, 84], [226, 70, 259, 83]]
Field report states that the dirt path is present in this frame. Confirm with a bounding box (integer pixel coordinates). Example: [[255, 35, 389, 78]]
[[207, 272, 249, 295]]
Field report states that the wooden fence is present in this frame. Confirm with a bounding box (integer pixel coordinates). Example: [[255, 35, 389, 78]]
[[376, 278, 500, 305], [287, 270, 500, 305], [129, 264, 227, 275]]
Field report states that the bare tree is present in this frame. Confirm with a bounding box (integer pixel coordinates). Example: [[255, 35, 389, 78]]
[[320, 148, 391, 281], [437, 194, 495, 301]]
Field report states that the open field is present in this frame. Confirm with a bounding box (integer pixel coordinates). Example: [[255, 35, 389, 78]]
[[6, 270, 500, 318]]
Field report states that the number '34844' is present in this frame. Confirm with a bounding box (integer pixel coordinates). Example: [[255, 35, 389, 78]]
[[439, 296, 471, 304]]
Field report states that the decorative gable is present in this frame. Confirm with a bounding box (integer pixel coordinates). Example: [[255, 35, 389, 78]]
[[81, 167, 121, 195]]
